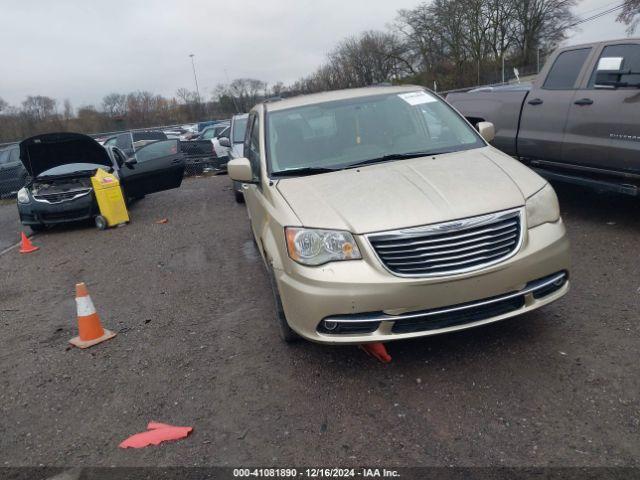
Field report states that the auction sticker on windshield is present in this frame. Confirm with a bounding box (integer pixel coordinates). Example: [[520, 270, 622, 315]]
[[398, 91, 438, 106]]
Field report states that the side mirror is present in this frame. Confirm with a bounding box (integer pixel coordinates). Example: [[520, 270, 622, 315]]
[[228, 157, 254, 183], [477, 121, 495, 143], [219, 137, 231, 148], [594, 70, 626, 89], [124, 157, 138, 169]]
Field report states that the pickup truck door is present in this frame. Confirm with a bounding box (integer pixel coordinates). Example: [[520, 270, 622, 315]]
[[517, 47, 593, 162], [561, 42, 640, 174], [118, 139, 185, 198]]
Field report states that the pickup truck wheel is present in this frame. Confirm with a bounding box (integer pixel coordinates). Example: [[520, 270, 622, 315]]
[[267, 268, 300, 343], [234, 190, 245, 204]]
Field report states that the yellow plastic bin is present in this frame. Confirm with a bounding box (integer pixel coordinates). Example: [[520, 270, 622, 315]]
[[90, 168, 129, 229]]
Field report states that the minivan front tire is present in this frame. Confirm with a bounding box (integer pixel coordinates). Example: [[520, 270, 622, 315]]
[[267, 267, 299, 343]]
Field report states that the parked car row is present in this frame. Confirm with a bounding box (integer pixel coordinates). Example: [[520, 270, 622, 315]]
[[16, 133, 185, 232]]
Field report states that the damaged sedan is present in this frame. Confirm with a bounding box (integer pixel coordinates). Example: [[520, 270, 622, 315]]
[[17, 132, 185, 232]]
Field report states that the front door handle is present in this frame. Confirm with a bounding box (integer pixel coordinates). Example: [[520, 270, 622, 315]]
[[527, 98, 543, 105], [574, 98, 594, 106]]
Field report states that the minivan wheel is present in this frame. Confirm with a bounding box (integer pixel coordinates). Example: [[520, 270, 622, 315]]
[[234, 190, 245, 204], [29, 224, 46, 233], [267, 268, 300, 343]]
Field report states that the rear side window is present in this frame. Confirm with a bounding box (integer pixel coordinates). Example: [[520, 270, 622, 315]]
[[116, 134, 132, 150], [588, 44, 640, 88], [201, 128, 215, 140], [9, 147, 20, 163], [543, 48, 591, 90], [135, 139, 179, 163]]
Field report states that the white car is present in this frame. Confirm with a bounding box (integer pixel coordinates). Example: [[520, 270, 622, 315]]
[[211, 125, 231, 159]]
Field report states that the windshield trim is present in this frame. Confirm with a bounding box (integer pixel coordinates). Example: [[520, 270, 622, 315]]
[[264, 89, 486, 179]]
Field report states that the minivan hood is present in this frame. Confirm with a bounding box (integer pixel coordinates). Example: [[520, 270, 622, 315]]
[[19, 132, 112, 178], [276, 148, 544, 234]]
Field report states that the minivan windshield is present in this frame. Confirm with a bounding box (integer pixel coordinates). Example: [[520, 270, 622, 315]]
[[266, 90, 484, 175]]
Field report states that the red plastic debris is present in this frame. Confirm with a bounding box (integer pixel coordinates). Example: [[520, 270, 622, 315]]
[[155, 218, 169, 224], [359, 343, 392, 363], [119, 421, 193, 449]]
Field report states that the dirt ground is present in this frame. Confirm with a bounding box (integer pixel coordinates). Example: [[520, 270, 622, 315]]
[[0, 175, 638, 467]]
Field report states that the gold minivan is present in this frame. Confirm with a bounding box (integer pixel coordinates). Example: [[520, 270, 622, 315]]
[[228, 86, 570, 344]]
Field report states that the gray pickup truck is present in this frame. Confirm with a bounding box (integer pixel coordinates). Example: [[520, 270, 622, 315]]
[[447, 38, 640, 196]]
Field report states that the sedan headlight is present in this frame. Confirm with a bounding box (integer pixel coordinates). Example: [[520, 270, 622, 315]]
[[526, 183, 559, 228], [17, 187, 30, 204], [285, 227, 362, 266]]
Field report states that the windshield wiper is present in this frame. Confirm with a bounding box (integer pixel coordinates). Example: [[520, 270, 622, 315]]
[[271, 166, 339, 177], [343, 151, 449, 169]]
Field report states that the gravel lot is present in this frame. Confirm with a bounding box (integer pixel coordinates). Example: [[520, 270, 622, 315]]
[[0, 175, 638, 467]]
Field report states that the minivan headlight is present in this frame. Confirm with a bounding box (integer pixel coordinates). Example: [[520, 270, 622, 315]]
[[285, 227, 362, 266], [526, 184, 559, 228], [17, 187, 30, 204]]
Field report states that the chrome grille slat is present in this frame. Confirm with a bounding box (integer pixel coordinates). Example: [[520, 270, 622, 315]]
[[394, 249, 511, 272], [385, 241, 516, 265], [373, 221, 518, 249], [380, 234, 518, 260], [376, 229, 518, 254], [367, 209, 523, 277]]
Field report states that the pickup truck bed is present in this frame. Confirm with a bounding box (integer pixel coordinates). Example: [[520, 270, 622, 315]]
[[447, 37, 640, 195]]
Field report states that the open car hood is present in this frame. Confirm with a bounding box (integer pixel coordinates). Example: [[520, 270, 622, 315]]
[[19, 132, 112, 178]]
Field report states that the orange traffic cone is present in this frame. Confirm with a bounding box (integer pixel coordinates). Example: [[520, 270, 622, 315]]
[[19, 232, 39, 254], [69, 283, 117, 349], [359, 342, 392, 363]]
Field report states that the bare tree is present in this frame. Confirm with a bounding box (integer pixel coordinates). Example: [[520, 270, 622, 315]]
[[617, 0, 640, 33], [175, 88, 198, 104], [102, 93, 127, 117], [0, 98, 8, 114], [21, 96, 57, 122], [63, 99, 74, 121], [511, 0, 577, 65]]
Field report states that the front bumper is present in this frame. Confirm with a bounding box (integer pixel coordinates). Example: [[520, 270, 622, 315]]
[[275, 219, 570, 344], [17, 191, 97, 226]]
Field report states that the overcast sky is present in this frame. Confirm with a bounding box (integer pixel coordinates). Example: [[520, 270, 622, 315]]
[[0, 0, 631, 108]]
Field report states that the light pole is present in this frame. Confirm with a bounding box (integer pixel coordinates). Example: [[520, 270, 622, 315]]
[[189, 54, 201, 103]]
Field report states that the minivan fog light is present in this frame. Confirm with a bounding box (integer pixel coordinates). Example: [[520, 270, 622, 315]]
[[323, 320, 338, 331]]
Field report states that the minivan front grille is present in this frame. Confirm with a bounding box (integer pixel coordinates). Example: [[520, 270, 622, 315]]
[[367, 208, 523, 277]]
